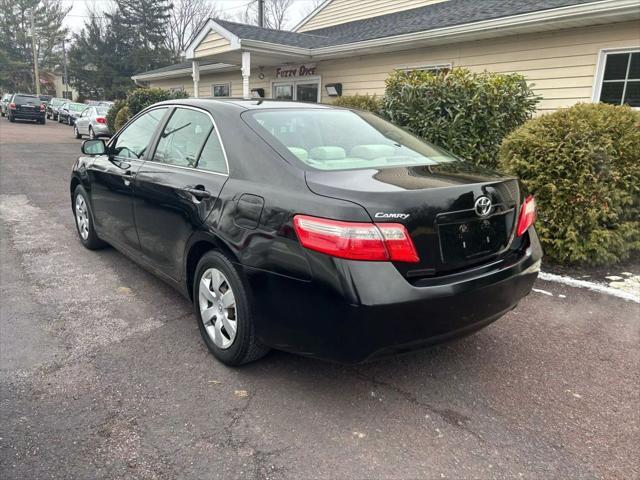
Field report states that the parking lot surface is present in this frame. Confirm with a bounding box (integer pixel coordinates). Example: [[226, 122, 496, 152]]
[[1, 118, 639, 479]]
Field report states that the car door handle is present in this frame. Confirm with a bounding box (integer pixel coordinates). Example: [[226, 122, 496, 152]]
[[183, 186, 212, 199], [122, 171, 134, 186]]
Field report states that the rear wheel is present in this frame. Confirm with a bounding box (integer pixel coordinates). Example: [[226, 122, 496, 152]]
[[194, 251, 269, 366], [73, 185, 107, 250], [67, 116, 72, 126], [8, 114, 14, 123], [74, 125, 81, 138]]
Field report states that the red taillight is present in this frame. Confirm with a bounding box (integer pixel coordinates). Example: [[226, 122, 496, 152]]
[[516, 195, 536, 237], [40, 104, 45, 112], [293, 214, 419, 263], [9, 103, 15, 109], [96, 117, 106, 124]]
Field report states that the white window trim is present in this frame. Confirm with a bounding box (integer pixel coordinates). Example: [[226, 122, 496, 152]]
[[397, 63, 453, 73], [270, 76, 322, 103], [211, 82, 231, 97], [592, 46, 640, 106]]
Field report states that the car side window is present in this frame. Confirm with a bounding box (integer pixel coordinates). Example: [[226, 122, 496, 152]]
[[197, 129, 228, 174], [113, 108, 167, 160], [153, 108, 212, 168]]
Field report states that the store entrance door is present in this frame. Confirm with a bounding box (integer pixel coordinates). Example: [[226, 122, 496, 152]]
[[272, 79, 320, 103]]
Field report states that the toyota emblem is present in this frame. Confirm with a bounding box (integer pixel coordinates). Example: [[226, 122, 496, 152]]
[[474, 196, 492, 217]]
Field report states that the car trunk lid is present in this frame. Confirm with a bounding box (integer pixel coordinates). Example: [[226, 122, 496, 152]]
[[305, 163, 521, 278]]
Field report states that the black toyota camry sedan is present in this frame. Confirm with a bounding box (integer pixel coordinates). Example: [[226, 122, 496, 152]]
[[70, 99, 541, 365]]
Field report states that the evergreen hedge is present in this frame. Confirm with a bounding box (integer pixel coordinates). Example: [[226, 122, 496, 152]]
[[381, 68, 539, 168], [499, 103, 640, 265], [332, 94, 381, 113]]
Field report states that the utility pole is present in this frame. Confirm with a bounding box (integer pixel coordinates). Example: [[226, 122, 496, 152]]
[[30, 8, 41, 95], [258, 0, 264, 27], [62, 38, 69, 99]]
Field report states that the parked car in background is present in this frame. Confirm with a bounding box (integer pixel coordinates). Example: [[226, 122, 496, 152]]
[[70, 99, 541, 366], [0, 93, 12, 117], [73, 106, 110, 139], [7, 93, 46, 124], [39, 94, 52, 105], [58, 102, 87, 125], [47, 97, 67, 120]]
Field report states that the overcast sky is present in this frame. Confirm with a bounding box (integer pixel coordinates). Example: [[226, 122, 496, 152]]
[[60, 0, 317, 32]]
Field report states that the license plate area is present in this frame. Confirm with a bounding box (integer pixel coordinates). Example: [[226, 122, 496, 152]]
[[437, 211, 513, 264]]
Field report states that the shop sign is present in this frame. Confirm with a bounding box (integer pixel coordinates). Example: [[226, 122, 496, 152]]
[[275, 64, 317, 78]]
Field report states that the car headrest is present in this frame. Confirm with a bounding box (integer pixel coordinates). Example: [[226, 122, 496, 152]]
[[309, 146, 346, 160], [288, 147, 309, 161], [350, 144, 396, 160]]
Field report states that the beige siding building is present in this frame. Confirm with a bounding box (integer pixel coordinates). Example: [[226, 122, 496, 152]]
[[133, 0, 640, 113]]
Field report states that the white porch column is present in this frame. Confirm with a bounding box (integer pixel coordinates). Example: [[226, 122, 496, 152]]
[[241, 51, 251, 99], [192, 60, 200, 98]]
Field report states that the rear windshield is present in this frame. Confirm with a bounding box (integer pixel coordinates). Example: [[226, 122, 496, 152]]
[[51, 98, 65, 106], [247, 109, 459, 171], [14, 95, 38, 104], [96, 107, 109, 115], [69, 103, 86, 112]]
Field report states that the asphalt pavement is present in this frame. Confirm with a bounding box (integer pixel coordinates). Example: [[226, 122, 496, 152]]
[[0, 118, 638, 480]]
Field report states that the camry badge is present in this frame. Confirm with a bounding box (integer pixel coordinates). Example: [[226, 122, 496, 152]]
[[375, 212, 410, 220], [474, 196, 492, 217]]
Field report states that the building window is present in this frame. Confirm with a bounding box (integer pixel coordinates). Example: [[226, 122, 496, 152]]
[[398, 63, 452, 74], [211, 83, 231, 97], [594, 49, 639, 107]]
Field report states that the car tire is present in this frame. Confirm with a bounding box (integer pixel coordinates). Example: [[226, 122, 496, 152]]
[[73, 185, 107, 250], [89, 126, 96, 139], [67, 117, 72, 126], [74, 125, 81, 138], [8, 114, 14, 123], [58, 116, 62, 123], [193, 251, 270, 366], [46, 113, 50, 119], [1, 111, 5, 117], [40, 118, 46, 125]]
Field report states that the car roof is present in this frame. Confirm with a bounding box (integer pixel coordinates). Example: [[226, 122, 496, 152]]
[[155, 98, 334, 113]]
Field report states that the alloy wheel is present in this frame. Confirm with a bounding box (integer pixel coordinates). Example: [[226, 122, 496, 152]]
[[198, 268, 237, 349], [75, 194, 89, 240], [68, 117, 72, 125], [74, 125, 79, 137]]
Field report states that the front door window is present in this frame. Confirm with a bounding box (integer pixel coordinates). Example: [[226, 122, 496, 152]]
[[296, 83, 319, 103], [273, 80, 319, 102], [274, 84, 293, 100]]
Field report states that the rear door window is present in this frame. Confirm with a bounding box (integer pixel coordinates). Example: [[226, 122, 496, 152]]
[[153, 108, 213, 168]]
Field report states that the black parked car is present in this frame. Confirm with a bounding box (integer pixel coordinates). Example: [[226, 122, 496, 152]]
[[70, 99, 541, 366], [58, 101, 87, 125], [7, 93, 46, 124], [47, 97, 67, 120]]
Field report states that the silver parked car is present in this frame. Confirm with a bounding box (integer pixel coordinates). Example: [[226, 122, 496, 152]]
[[73, 106, 110, 139]]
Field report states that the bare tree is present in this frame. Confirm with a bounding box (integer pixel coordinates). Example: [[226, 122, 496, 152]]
[[165, 0, 222, 60], [242, 0, 294, 30]]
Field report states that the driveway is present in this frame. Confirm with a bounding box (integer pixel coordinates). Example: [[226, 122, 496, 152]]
[[1, 118, 638, 479]]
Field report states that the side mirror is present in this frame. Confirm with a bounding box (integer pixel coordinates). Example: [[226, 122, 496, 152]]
[[81, 139, 106, 156]]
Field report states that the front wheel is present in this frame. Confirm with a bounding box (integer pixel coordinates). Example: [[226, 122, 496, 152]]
[[73, 185, 107, 250], [194, 251, 269, 366], [74, 125, 81, 138]]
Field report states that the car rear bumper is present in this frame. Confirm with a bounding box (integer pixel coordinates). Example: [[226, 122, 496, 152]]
[[92, 124, 111, 136], [10, 111, 44, 120], [244, 228, 542, 363]]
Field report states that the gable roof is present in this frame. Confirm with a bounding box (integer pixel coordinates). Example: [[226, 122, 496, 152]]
[[216, 0, 603, 49]]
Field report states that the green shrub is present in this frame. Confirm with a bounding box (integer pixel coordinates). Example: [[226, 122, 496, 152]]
[[126, 87, 189, 116], [499, 103, 640, 266], [106, 99, 126, 134], [332, 94, 381, 113], [381, 68, 539, 168], [114, 105, 131, 132]]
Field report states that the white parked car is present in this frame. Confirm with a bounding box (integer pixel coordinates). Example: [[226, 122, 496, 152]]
[[73, 106, 111, 139]]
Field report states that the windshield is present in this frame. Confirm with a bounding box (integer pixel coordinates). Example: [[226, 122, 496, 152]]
[[14, 95, 38, 104], [70, 103, 86, 112], [248, 109, 459, 171], [51, 98, 65, 106]]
